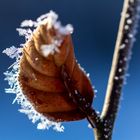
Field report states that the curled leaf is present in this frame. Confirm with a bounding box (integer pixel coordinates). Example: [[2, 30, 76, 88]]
[[18, 11, 94, 122]]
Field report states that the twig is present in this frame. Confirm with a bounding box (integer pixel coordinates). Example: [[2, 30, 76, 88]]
[[101, 0, 140, 120], [61, 65, 101, 128], [95, 0, 140, 139]]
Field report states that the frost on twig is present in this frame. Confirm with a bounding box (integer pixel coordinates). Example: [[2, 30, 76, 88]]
[[93, 0, 140, 139], [101, 0, 140, 121]]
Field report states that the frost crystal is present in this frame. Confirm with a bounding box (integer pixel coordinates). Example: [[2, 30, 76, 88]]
[[18, 10, 73, 58], [120, 44, 126, 49], [41, 40, 61, 57], [19, 10, 73, 40], [127, 19, 132, 24], [2, 46, 22, 59], [16, 28, 33, 41], [88, 123, 92, 129], [2, 11, 70, 132], [21, 20, 37, 27]]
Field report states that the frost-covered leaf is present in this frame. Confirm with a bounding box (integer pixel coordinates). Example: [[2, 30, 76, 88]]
[[3, 10, 86, 132]]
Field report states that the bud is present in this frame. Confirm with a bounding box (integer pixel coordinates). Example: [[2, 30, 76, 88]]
[[18, 11, 94, 122]]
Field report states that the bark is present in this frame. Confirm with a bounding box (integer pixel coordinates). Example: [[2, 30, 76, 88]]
[[95, 0, 140, 139]]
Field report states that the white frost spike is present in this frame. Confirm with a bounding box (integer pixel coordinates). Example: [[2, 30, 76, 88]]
[[127, 19, 132, 24], [36, 10, 73, 34], [94, 89, 98, 93], [53, 123, 64, 132], [125, 13, 130, 18], [65, 24, 73, 34], [21, 20, 37, 27], [2, 46, 22, 59], [16, 28, 33, 40], [114, 76, 119, 80], [128, 33, 133, 38], [118, 68, 122, 72], [43, 11, 58, 29], [88, 123, 92, 129], [17, 11, 73, 44], [120, 44, 126, 49], [57, 24, 74, 35], [37, 11, 58, 27], [124, 25, 129, 30], [87, 73, 90, 77]]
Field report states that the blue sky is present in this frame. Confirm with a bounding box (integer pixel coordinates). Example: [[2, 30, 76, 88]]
[[0, 0, 140, 140]]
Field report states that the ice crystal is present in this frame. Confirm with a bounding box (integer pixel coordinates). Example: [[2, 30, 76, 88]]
[[2, 11, 72, 132], [16, 28, 33, 41], [120, 44, 126, 49], [127, 19, 132, 24], [2, 46, 22, 59], [124, 25, 129, 30], [118, 68, 122, 73], [21, 20, 37, 28], [19, 10, 73, 40], [18, 10, 73, 58], [41, 39, 61, 57], [114, 76, 119, 80], [88, 123, 92, 129]]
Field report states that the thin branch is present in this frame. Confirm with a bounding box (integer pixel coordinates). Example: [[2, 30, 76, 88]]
[[98, 0, 140, 139], [102, 0, 140, 120]]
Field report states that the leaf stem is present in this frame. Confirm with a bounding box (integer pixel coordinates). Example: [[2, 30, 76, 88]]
[[61, 65, 101, 128]]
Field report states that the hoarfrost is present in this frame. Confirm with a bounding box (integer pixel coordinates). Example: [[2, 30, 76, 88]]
[[2, 46, 22, 59], [128, 33, 133, 38], [21, 20, 37, 27], [19, 10, 73, 42], [94, 89, 98, 93], [114, 76, 119, 80], [41, 39, 61, 57], [125, 13, 130, 18], [2, 11, 70, 132], [124, 25, 129, 30], [88, 123, 92, 129], [118, 68, 122, 72], [16, 28, 33, 41], [104, 134, 109, 139], [18, 10, 73, 58], [127, 19, 132, 24], [86, 73, 90, 77], [120, 44, 126, 49]]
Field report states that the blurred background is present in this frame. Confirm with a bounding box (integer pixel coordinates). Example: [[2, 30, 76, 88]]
[[0, 0, 140, 140]]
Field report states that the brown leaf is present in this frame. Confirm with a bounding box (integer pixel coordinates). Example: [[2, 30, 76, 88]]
[[18, 21, 94, 122]]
